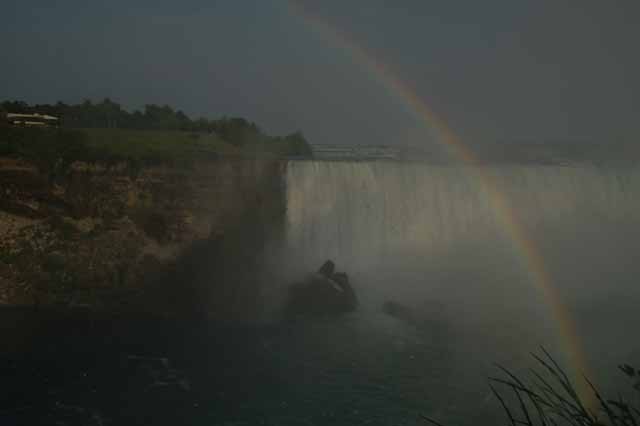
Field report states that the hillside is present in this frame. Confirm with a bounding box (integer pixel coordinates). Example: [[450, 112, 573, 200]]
[[1, 99, 313, 160], [0, 126, 311, 170]]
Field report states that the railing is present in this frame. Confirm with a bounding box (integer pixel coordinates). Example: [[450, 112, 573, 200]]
[[309, 144, 399, 161]]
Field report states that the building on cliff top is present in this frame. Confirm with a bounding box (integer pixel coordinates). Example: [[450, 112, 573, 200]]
[[6, 112, 59, 127]]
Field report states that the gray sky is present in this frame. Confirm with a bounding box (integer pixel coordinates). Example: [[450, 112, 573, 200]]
[[2, 0, 639, 148]]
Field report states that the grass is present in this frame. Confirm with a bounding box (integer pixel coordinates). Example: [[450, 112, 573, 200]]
[[422, 347, 640, 426], [81, 128, 239, 163], [0, 126, 287, 170]]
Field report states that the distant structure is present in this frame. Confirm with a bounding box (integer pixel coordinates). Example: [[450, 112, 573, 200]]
[[6, 112, 59, 127], [311, 144, 398, 160]]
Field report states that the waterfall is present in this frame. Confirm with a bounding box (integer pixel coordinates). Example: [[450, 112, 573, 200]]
[[260, 160, 640, 401], [277, 161, 640, 311]]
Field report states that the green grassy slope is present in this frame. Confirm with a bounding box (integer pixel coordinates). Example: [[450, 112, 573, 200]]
[[81, 128, 239, 162], [0, 126, 266, 168]]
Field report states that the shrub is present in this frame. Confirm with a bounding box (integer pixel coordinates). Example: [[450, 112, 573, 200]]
[[0, 126, 93, 172]]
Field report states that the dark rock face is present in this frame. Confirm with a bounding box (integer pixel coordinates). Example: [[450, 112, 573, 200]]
[[0, 157, 287, 318], [317, 259, 335, 277], [284, 260, 357, 319]]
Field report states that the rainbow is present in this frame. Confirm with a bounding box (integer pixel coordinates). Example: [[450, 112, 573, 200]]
[[287, 0, 593, 403]]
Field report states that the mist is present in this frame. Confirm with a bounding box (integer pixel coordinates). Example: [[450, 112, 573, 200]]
[[262, 161, 640, 409]]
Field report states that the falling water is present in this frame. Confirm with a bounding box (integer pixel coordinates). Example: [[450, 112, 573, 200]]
[[272, 161, 640, 416], [280, 162, 637, 303], [283, 161, 640, 272]]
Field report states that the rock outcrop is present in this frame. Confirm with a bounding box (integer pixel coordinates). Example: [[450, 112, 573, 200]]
[[0, 157, 286, 319], [381, 299, 447, 330], [284, 260, 358, 319]]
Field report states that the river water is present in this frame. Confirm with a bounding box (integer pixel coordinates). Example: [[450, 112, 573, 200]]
[[3, 161, 640, 425]]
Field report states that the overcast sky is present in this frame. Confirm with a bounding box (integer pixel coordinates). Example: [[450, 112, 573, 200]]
[[2, 1, 639, 148]]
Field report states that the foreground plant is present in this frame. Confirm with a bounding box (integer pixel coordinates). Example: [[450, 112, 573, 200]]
[[423, 347, 640, 426]]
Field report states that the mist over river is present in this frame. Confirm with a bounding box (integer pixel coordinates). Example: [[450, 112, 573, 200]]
[[3, 161, 640, 425], [265, 160, 640, 423]]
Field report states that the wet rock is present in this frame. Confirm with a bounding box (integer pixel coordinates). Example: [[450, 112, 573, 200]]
[[382, 299, 448, 333], [318, 259, 335, 276], [382, 300, 416, 324], [284, 260, 358, 318], [0, 157, 285, 315], [141, 212, 170, 242], [62, 216, 99, 234], [43, 251, 66, 272]]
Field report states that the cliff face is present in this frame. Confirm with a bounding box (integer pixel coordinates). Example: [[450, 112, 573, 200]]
[[0, 157, 286, 319]]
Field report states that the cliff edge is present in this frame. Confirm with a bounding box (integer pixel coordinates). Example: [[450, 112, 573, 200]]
[[0, 157, 286, 319]]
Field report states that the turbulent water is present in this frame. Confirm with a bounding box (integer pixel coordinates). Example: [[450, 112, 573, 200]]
[[262, 160, 640, 424]]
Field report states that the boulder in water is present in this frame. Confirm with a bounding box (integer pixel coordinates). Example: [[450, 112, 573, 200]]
[[382, 300, 416, 324], [284, 260, 357, 318], [382, 299, 448, 330], [318, 259, 335, 277]]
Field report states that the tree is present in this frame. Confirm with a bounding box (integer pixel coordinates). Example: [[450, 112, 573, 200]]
[[283, 131, 312, 157], [0, 105, 8, 127], [212, 117, 265, 147], [0, 98, 314, 157], [1, 100, 29, 114]]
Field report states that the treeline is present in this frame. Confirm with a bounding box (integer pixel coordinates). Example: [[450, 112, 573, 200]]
[[0, 99, 312, 156]]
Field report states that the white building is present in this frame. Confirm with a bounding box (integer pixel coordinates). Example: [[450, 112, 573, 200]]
[[6, 112, 59, 127]]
